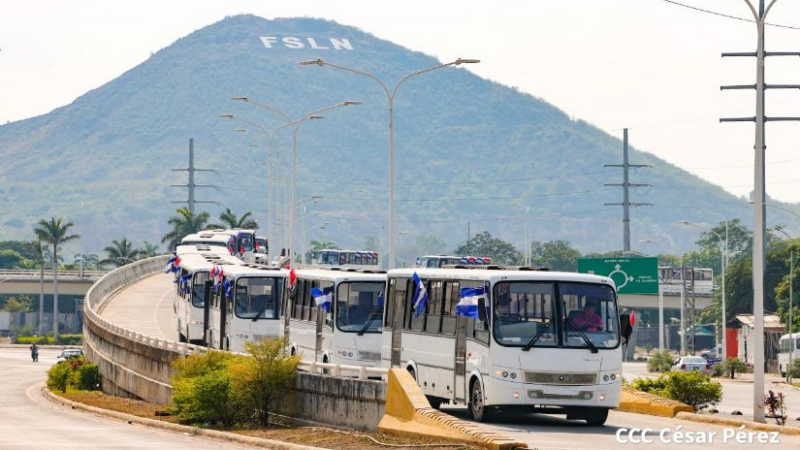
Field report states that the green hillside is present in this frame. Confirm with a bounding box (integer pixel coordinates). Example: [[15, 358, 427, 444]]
[[0, 14, 793, 257]]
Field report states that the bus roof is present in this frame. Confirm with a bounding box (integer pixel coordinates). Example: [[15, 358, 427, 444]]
[[388, 267, 615, 288], [219, 264, 288, 278], [181, 233, 233, 244], [780, 333, 800, 340], [295, 268, 386, 282], [175, 244, 231, 256], [176, 253, 241, 271]]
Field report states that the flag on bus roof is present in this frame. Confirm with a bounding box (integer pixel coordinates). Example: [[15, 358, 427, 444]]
[[310, 287, 332, 312], [412, 272, 428, 317], [457, 286, 485, 318]]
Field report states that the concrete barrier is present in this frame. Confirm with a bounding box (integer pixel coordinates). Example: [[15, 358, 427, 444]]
[[618, 385, 694, 417], [378, 369, 527, 450]]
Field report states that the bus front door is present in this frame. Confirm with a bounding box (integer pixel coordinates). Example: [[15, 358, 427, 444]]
[[203, 281, 213, 347], [390, 282, 406, 368], [315, 307, 325, 362], [220, 286, 229, 351], [454, 315, 468, 402]]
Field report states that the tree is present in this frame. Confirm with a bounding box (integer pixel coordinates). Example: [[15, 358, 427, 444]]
[[0, 249, 29, 269], [775, 239, 800, 333], [454, 232, 522, 265], [161, 208, 211, 251], [28, 239, 46, 335], [74, 253, 100, 270], [102, 238, 141, 267], [209, 208, 258, 231], [138, 241, 161, 258], [33, 217, 80, 341], [695, 219, 751, 260], [530, 240, 581, 271]]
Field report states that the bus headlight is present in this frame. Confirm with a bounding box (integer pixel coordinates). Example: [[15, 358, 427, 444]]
[[190, 319, 202, 326]]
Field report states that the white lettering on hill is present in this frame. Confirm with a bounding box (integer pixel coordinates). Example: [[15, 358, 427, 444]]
[[260, 36, 353, 51]]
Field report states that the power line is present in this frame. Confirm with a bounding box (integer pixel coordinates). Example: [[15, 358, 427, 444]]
[[293, 170, 609, 187], [655, 0, 800, 30]]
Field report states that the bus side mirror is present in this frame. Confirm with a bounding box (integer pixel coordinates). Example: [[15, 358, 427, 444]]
[[620, 313, 633, 344], [478, 297, 488, 322]]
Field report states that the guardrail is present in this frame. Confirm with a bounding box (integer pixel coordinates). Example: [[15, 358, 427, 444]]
[[299, 360, 388, 379]]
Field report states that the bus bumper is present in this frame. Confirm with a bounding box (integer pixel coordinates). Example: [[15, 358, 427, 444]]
[[484, 375, 621, 409]]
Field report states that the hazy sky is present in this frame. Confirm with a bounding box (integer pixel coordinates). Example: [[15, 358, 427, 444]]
[[2, 0, 800, 204]]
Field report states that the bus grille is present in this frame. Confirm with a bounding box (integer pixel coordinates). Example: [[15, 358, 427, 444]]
[[524, 371, 598, 385], [358, 351, 380, 361]]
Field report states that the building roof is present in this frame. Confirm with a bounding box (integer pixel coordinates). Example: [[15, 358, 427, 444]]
[[735, 314, 785, 332]]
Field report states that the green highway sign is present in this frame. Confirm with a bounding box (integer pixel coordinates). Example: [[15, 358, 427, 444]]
[[577, 257, 659, 295]]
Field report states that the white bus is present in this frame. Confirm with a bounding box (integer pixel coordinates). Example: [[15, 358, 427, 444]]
[[285, 269, 386, 369], [173, 251, 242, 344], [181, 232, 236, 254], [208, 229, 258, 264], [309, 249, 380, 270], [381, 267, 631, 425], [778, 333, 800, 377], [206, 263, 288, 352], [417, 255, 492, 268]]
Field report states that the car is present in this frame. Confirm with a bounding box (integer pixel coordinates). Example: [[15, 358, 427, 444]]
[[56, 348, 84, 362], [671, 356, 709, 373]]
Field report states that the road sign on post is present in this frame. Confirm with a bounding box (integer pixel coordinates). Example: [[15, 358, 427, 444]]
[[577, 257, 659, 295]]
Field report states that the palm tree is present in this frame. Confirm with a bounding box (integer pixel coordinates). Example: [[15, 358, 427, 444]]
[[309, 240, 340, 251], [102, 238, 141, 267], [208, 208, 259, 230], [138, 241, 160, 258], [33, 218, 80, 341], [161, 208, 211, 251], [75, 253, 100, 270], [28, 239, 46, 335]]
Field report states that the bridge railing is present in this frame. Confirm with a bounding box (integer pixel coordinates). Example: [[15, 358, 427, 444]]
[[0, 269, 107, 279]]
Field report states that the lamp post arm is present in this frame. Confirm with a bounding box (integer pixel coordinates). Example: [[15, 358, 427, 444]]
[[316, 61, 391, 100], [391, 61, 458, 99], [244, 99, 292, 122]]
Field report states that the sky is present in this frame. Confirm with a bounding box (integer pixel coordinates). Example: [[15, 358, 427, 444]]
[[1, 0, 800, 204]]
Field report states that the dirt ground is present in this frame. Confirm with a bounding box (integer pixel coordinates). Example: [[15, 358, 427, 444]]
[[58, 389, 475, 450]]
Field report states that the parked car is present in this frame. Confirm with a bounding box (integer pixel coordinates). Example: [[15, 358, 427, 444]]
[[671, 356, 709, 373], [56, 348, 83, 362]]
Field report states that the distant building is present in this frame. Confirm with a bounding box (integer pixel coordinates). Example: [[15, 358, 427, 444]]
[[735, 314, 784, 371]]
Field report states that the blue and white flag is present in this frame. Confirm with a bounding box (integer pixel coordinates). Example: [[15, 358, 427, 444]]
[[456, 286, 485, 318], [223, 278, 232, 299], [310, 287, 332, 312], [180, 274, 190, 294], [412, 272, 428, 317], [376, 292, 384, 307], [165, 256, 180, 274]]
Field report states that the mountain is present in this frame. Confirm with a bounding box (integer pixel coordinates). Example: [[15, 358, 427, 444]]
[[0, 14, 797, 259]]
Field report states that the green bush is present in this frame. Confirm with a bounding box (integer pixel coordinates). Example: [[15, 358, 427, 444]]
[[646, 349, 675, 373], [722, 357, 747, 379], [13, 334, 83, 345], [710, 362, 725, 377], [47, 362, 72, 393], [630, 371, 722, 411], [170, 338, 300, 427], [788, 358, 800, 378], [75, 363, 101, 390]]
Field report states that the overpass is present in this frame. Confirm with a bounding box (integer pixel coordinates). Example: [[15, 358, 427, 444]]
[[0, 269, 103, 296], [80, 257, 800, 450]]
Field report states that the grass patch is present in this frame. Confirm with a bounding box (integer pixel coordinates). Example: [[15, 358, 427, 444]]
[[51, 387, 472, 450]]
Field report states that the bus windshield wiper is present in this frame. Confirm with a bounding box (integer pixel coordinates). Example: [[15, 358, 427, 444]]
[[252, 302, 271, 321], [357, 312, 380, 336], [565, 317, 599, 354], [522, 318, 553, 352]]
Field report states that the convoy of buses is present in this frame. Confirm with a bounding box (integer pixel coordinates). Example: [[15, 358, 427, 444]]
[[170, 232, 631, 425]]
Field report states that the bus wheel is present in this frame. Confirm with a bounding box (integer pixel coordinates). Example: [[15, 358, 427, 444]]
[[407, 367, 417, 382], [178, 325, 186, 343], [468, 379, 490, 422], [584, 408, 609, 426]]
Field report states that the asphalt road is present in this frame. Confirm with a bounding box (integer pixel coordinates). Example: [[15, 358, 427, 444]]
[[0, 347, 257, 450]]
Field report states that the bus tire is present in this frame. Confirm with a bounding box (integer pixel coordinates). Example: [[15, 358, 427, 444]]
[[427, 396, 443, 410], [407, 366, 417, 382], [322, 355, 330, 375], [584, 408, 609, 426], [468, 378, 491, 422]]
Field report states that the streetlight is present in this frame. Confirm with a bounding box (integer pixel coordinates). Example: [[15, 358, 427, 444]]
[[514, 201, 531, 266], [300, 57, 480, 269], [640, 238, 667, 351], [678, 220, 728, 361]]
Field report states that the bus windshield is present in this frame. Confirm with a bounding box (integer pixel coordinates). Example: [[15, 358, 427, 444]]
[[493, 281, 619, 349], [234, 277, 283, 320], [238, 233, 254, 252], [336, 282, 384, 333]]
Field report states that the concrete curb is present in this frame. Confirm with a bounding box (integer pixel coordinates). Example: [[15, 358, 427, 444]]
[[618, 386, 694, 418], [675, 411, 800, 436], [42, 387, 326, 450], [378, 369, 527, 450]]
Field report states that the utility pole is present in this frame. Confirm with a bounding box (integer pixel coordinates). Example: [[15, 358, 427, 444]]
[[171, 139, 217, 213], [680, 259, 687, 355], [789, 249, 794, 383], [605, 129, 652, 253], [719, 0, 800, 423]]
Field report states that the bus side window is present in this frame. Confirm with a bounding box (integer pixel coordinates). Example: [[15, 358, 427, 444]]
[[385, 279, 396, 328], [441, 282, 458, 335], [309, 281, 319, 323], [409, 280, 428, 332], [425, 281, 443, 334]]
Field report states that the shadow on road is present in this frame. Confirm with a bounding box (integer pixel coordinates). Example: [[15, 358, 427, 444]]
[[440, 405, 624, 435]]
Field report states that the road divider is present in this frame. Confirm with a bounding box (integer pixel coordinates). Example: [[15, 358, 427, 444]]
[[618, 385, 694, 418]]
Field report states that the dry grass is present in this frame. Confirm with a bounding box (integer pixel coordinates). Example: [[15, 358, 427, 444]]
[[54, 389, 473, 450]]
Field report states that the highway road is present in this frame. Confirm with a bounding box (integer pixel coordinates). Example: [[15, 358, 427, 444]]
[[101, 273, 178, 341], [0, 347, 257, 450]]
